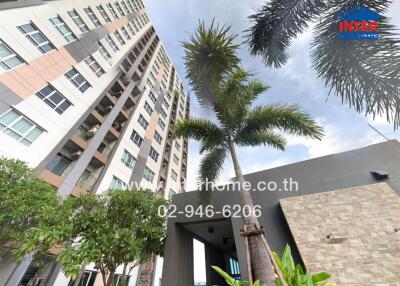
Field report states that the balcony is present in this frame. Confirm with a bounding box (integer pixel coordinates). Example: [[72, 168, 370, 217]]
[[76, 170, 98, 192], [112, 113, 127, 133], [109, 81, 124, 101], [45, 140, 83, 178], [97, 142, 113, 157], [95, 96, 115, 118]]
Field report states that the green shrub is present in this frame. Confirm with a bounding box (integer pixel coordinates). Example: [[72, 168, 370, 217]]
[[273, 244, 336, 286]]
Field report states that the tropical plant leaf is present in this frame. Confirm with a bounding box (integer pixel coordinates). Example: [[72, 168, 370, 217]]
[[247, 0, 327, 68], [236, 129, 286, 150], [242, 105, 324, 140], [182, 20, 240, 107], [311, 272, 331, 283], [311, 0, 400, 127], [211, 266, 236, 285]]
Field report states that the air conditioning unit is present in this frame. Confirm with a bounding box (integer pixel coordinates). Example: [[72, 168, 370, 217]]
[[71, 150, 82, 160], [104, 106, 113, 113], [88, 125, 100, 136]]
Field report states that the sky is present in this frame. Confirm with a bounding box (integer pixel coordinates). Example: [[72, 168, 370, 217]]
[[143, 0, 400, 192]]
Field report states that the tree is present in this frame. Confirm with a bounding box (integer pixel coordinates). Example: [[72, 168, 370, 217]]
[[24, 189, 168, 286], [0, 157, 62, 258], [247, 0, 400, 127], [177, 28, 324, 284]]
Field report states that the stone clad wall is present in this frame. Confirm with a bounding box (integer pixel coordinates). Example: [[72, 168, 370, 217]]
[[280, 183, 400, 285]]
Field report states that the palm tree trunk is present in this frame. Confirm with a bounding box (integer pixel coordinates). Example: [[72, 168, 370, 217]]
[[228, 140, 276, 286]]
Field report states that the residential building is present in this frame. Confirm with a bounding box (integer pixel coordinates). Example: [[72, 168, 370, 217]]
[[0, 0, 189, 285], [163, 140, 400, 285]]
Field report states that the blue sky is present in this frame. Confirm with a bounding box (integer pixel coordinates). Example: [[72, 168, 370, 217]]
[[144, 0, 400, 192]]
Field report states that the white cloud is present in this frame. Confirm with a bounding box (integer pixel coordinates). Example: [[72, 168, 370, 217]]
[[286, 118, 384, 158]]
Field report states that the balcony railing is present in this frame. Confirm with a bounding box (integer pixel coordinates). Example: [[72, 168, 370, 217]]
[[46, 155, 73, 177], [77, 173, 98, 191], [98, 143, 112, 157], [76, 126, 95, 141]]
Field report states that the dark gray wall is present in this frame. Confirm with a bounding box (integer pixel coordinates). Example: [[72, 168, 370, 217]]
[[162, 140, 400, 285]]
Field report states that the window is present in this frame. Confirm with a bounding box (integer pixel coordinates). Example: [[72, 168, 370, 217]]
[[163, 99, 170, 109], [114, 30, 125, 45], [0, 109, 44, 146], [121, 149, 136, 169], [105, 35, 119, 52], [148, 92, 157, 104], [158, 118, 165, 130], [175, 141, 181, 151], [179, 111, 183, 119], [68, 9, 89, 32], [149, 147, 159, 162], [154, 131, 162, 144], [138, 114, 148, 129], [173, 154, 179, 165], [97, 41, 112, 64], [166, 93, 172, 101], [168, 188, 176, 200], [146, 79, 153, 88], [0, 40, 24, 71], [171, 170, 178, 181], [127, 23, 135, 35], [84, 7, 101, 27], [130, 130, 143, 147], [97, 5, 111, 22], [114, 274, 130, 286], [179, 103, 185, 112], [50, 16, 76, 43], [18, 23, 55, 54], [109, 176, 127, 190], [107, 3, 119, 19], [143, 166, 154, 182], [69, 270, 97, 286], [121, 1, 131, 14], [84, 56, 105, 77], [65, 68, 91, 92], [131, 0, 139, 10], [144, 101, 153, 116], [115, 2, 125, 16], [160, 108, 167, 119], [126, 1, 135, 13], [121, 26, 131, 40], [36, 84, 72, 114]]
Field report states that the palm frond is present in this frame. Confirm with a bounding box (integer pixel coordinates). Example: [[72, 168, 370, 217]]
[[242, 104, 324, 139], [182, 20, 240, 107], [198, 147, 227, 204], [247, 0, 326, 68], [312, 0, 400, 127], [172, 118, 225, 145], [235, 129, 287, 150], [213, 69, 269, 130]]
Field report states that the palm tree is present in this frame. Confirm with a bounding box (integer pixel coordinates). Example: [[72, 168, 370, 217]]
[[247, 0, 400, 127], [173, 67, 323, 285]]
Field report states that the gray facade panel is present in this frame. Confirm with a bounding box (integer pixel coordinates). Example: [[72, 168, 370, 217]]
[[162, 140, 400, 285], [0, 83, 22, 114], [57, 81, 135, 197]]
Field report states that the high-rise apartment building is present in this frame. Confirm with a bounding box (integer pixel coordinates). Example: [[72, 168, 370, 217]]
[[0, 0, 189, 285]]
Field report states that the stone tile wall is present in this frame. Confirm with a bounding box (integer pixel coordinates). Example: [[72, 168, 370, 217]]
[[280, 183, 400, 285]]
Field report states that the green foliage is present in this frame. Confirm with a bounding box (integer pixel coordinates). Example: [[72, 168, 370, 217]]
[[211, 265, 261, 286], [0, 157, 62, 258], [179, 22, 324, 200], [174, 55, 323, 200], [55, 189, 168, 284], [272, 244, 335, 286], [0, 158, 168, 285], [182, 20, 240, 107], [248, 0, 400, 128]]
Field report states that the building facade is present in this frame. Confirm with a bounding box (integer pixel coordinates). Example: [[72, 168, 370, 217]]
[[163, 140, 400, 286], [0, 0, 189, 285]]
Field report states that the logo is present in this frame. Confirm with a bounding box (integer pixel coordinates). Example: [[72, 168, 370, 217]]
[[337, 6, 381, 40]]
